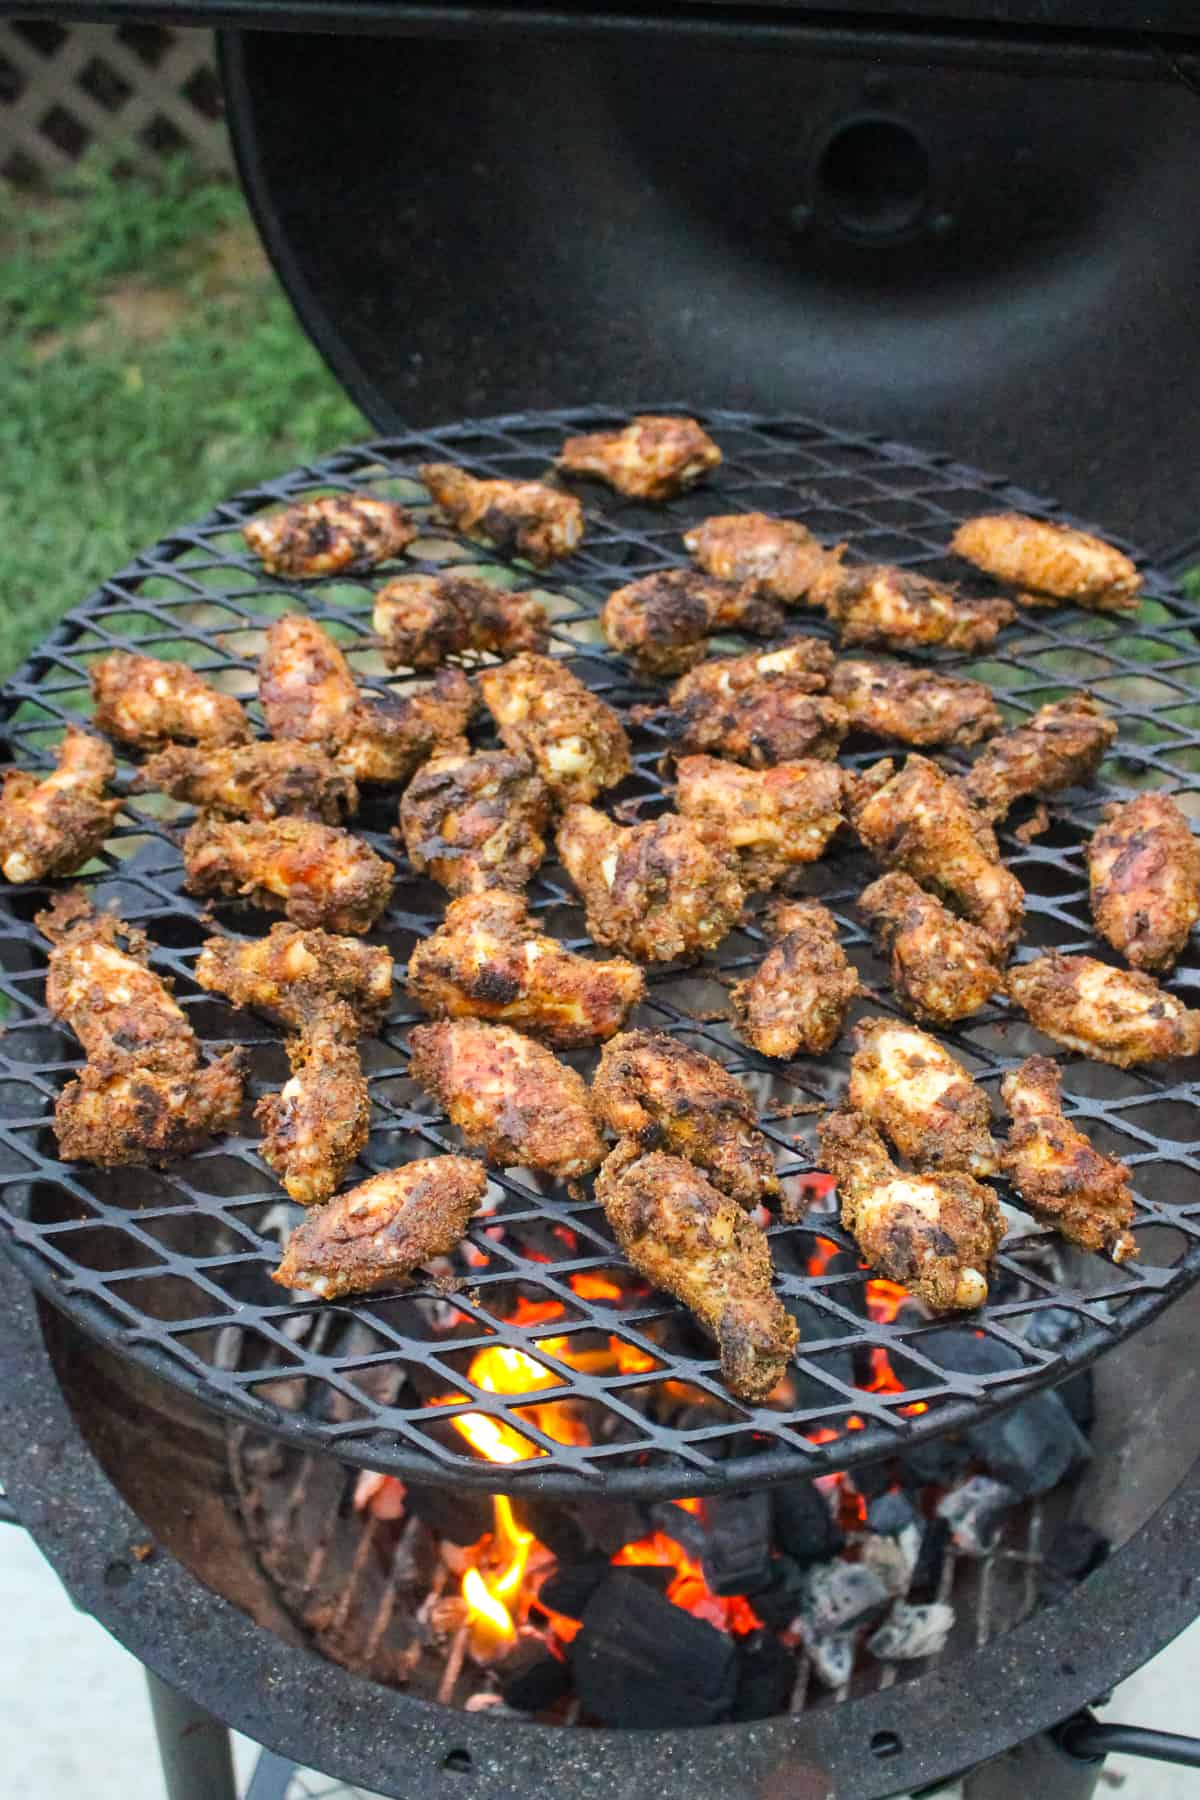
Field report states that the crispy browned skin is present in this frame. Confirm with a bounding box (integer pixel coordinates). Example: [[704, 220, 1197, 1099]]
[[848, 1016, 998, 1176], [730, 900, 858, 1060], [822, 565, 1015, 654], [183, 815, 393, 934], [1089, 793, 1200, 974], [558, 415, 721, 500], [407, 891, 643, 1048], [398, 746, 551, 895], [602, 568, 784, 680], [557, 804, 745, 963], [136, 740, 356, 824], [684, 513, 845, 607], [272, 1156, 488, 1298], [0, 727, 119, 883], [373, 573, 548, 671], [656, 641, 847, 767], [596, 1142, 798, 1401], [952, 513, 1141, 613], [818, 1108, 1004, 1312], [479, 653, 630, 804], [1006, 953, 1200, 1067], [92, 652, 249, 750], [592, 1029, 779, 1206], [420, 462, 583, 566], [849, 755, 1025, 954], [674, 754, 844, 890], [256, 1003, 370, 1204], [243, 494, 416, 577], [195, 922, 393, 1032], [1001, 1056, 1136, 1262], [829, 658, 1002, 747], [859, 872, 1002, 1026], [963, 695, 1116, 826], [408, 1018, 603, 1178]]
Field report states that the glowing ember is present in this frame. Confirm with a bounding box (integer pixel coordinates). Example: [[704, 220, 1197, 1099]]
[[613, 1530, 762, 1636], [569, 1271, 624, 1301], [865, 1278, 909, 1322]]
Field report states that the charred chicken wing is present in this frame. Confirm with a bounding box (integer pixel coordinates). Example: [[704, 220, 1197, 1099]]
[[373, 573, 548, 670], [1001, 1055, 1137, 1262], [963, 695, 1115, 826], [0, 726, 119, 883], [848, 1015, 998, 1176], [1006, 953, 1200, 1067], [674, 754, 844, 890], [730, 900, 859, 1060], [479, 653, 630, 804], [684, 513, 845, 607], [952, 513, 1141, 613], [196, 922, 393, 1033], [136, 739, 356, 824], [602, 568, 784, 680], [1089, 793, 1200, 974], [183, 816, 393, 934], [822, 565, 1015, 654], [243, 494, 416, 577], [256, 1003, 370, 1204], [558, 414, 721, 500], [859, 872, 1002, 1026], [655, 641, 847, 767], [829, 658, 1002, 748], [420, 462, 583, 566], [398, 746, 551, 895], [92, 651, 249, 750]]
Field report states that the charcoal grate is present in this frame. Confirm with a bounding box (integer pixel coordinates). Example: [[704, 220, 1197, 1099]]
[[1, 405, 1199, 1499]]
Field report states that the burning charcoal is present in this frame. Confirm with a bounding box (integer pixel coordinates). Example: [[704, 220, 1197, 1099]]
[[937, 1476, 1016, 1556], [501, 1644, 573, 1714], [646, 1499, 708, 1558], [734, 1633, 797, 1721], [908, 1517, 951, 1602], [575, 1498, 653, 1556], [851, 1461, 892, 1502], [898, 1435, 972, 1489], [867, 1491, 917, 1537], [538, 1559, 614, 1620], [404, 1484, 494, 1548], [512, 1500, 589, 1565], [572, 1572, 738, 1728], [1038, 1522, 1109, 1608], [702, 1489, 773, 1597], [1023, 1307, 1096, 1429], [867, 1600, 955, 1662], [861, 1526, 921, 1600], [965, 1390, 1091, 1498], [744, 1554, 809, 1629], [773, 1481, 844, 1564], [798, 1622, 856, 1690], [799, 1560, 891, 1635]]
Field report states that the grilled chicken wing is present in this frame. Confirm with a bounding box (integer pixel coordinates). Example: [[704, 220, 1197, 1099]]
[[952, 513, 1141, 613], [684, 513, 845, 607], [196, 922, 393, 1032], [557, 804, 745, 963], [829, 658, 1002, 747], [859, 872, 1002, 1026], [602, 568, 784, 680], [655, 641, 846, 767], [183, 816, 393, 934], [398, 746, 551, 895], [256, 1003, 370, 1204], [963, 695, 1115, 827], [407, 890, 644, 1047], [408, 1018, 603, 1177], [0, 726, 119, 883], [822, 565, 1015, 654], [479, 653, 630, 804], [674, 755, 844, 890], [92, 651, 249, 750], [592, 1029, 779, 1206], [272, 1156, 488, 1298], [1001, 1056, 1137, 1262], [818, 1107, 1004, 1312], [136, 739, 356, 824], [1089, 793, 1200, 973], [373, 573, 548, 670], [420, 463, 583, 566], [243, 494, 416, 577], [730, 900, 858, 1060], [848, 1016, 998, 1175], [1006, 953, 1200, 1066], [558, 414, 721, 500], [850, 755, 1025, 953], [596, 1142, 798, 1401]]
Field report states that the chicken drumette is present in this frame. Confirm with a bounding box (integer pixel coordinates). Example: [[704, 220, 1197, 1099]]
[[1088, 792, 1200, 974], [183, 816, 393, 934], [92, 651, 249, 750], [136, 740, 356, 824], [684, 513, 845, 606], [859, 872, 1002, 1026], [592, 1029, 779, 1207], [0, 726, 119, 883], [674, 754, 845, 890], [420, 463, 583, 566], [818, 1107, 1004, 1312], [256, 1002, 371, 1204], [1006, 953, 1200, 1067], [596, 1142, 798, 1402], [821, 565, 1015, 654], [602, 568, 784, 680], [273, 1156, 488, 1298], [557, 804, 745, 963], [952, 513, 1141, 614], [962, 695, 1115, 828], [407, 890, 644, 1047], [373, 573, 548, 671], [848, 1015, 998, 1175], [654, 640, 847, 767], [243, 493, 416, 577], [479, 653, 630, 804], [196, 921, 393, 1032], [398, 745, 551, 895], [557, 414, 721, 500], [730, 900, 859, 1060], [408, 1018, 603, 1178], [1001, 1056, 1137, 1263], [829, 658, 1002, 748]]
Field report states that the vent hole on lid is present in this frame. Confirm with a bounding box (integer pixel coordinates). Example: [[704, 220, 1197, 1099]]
[[870, 1730, 903, 1760], [441, 1749, 473, 1774], [816, 116, 930, 241]]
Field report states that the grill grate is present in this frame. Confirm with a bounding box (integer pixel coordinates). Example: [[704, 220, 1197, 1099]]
[[1, 406, 1199, 1500]]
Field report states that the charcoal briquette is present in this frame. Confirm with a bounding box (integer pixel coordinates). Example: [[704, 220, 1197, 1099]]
[[734, 1633, 797, 1721], [866, 1491, 917, 1537], [965, 1390, 1091, 1498], [702, 1489, 773, 1597], [572, 1572, 738, 1728], [772, 1481, 844, 1564]]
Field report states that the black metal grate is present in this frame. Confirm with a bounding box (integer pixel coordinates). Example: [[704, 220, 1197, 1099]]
[[1, 405, 1199, 1501]]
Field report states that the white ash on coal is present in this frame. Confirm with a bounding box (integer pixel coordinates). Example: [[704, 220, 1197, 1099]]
[[867, 1601, 956, 1662], [798, 1621, 857, 1690], [937, 1476, 1017, 1556]]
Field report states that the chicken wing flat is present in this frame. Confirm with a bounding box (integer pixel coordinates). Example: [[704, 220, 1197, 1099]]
[[558, 414, 721, 500], [92, 651, 249, 750], [596, 1142, 798, 1402], [818, 1107, 1004, 1312], [1006, 953, 1200, 1066], [952, 513, 1141, 613], [407, 890, 644, 1047], [730, 900, 859, 1060], [256, 1003, 370, 1204], [592, 1029, 779, 1206], [822, 565, 1015, 654], [859, 872, 1002, 1026], [398, 746, 551, 895], [1001, 1055, 1136, 1262], [684, 513, 845, 607], [196, 922, 393, 1033], [373, 573, 548, 671], [602, 568, 784, 680], [479, 653, 630, 804], [962, 695, 1115, 826], [272, 1156, 488, 1298], [848, 1015, 998, 1175], [183, 816, 393, 934], [243, 494, 416, 577], [407, 1017, 603, 1178], [556, 804, 745, 963], [656, 641, 847, 767], [420, 462, 583, 566], [53, 1059, 247, 1168], [136, 739, 356, 824], [1089, 793, 1200, 974], [850, 755, 1025, 954], [674, 754, 844, 890], [0, 726, 119, 883], [829, 658, 1002, 748]]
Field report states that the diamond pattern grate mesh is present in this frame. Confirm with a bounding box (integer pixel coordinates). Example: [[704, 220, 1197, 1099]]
[[1, 406, 1199, 1500]]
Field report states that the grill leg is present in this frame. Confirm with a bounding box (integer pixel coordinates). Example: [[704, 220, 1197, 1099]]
[[961, 1729, 1103, 1800], [145, 1669, 238, 1800]]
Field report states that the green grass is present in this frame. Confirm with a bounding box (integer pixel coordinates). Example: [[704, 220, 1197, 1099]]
[[0, 149, 365, 678]]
